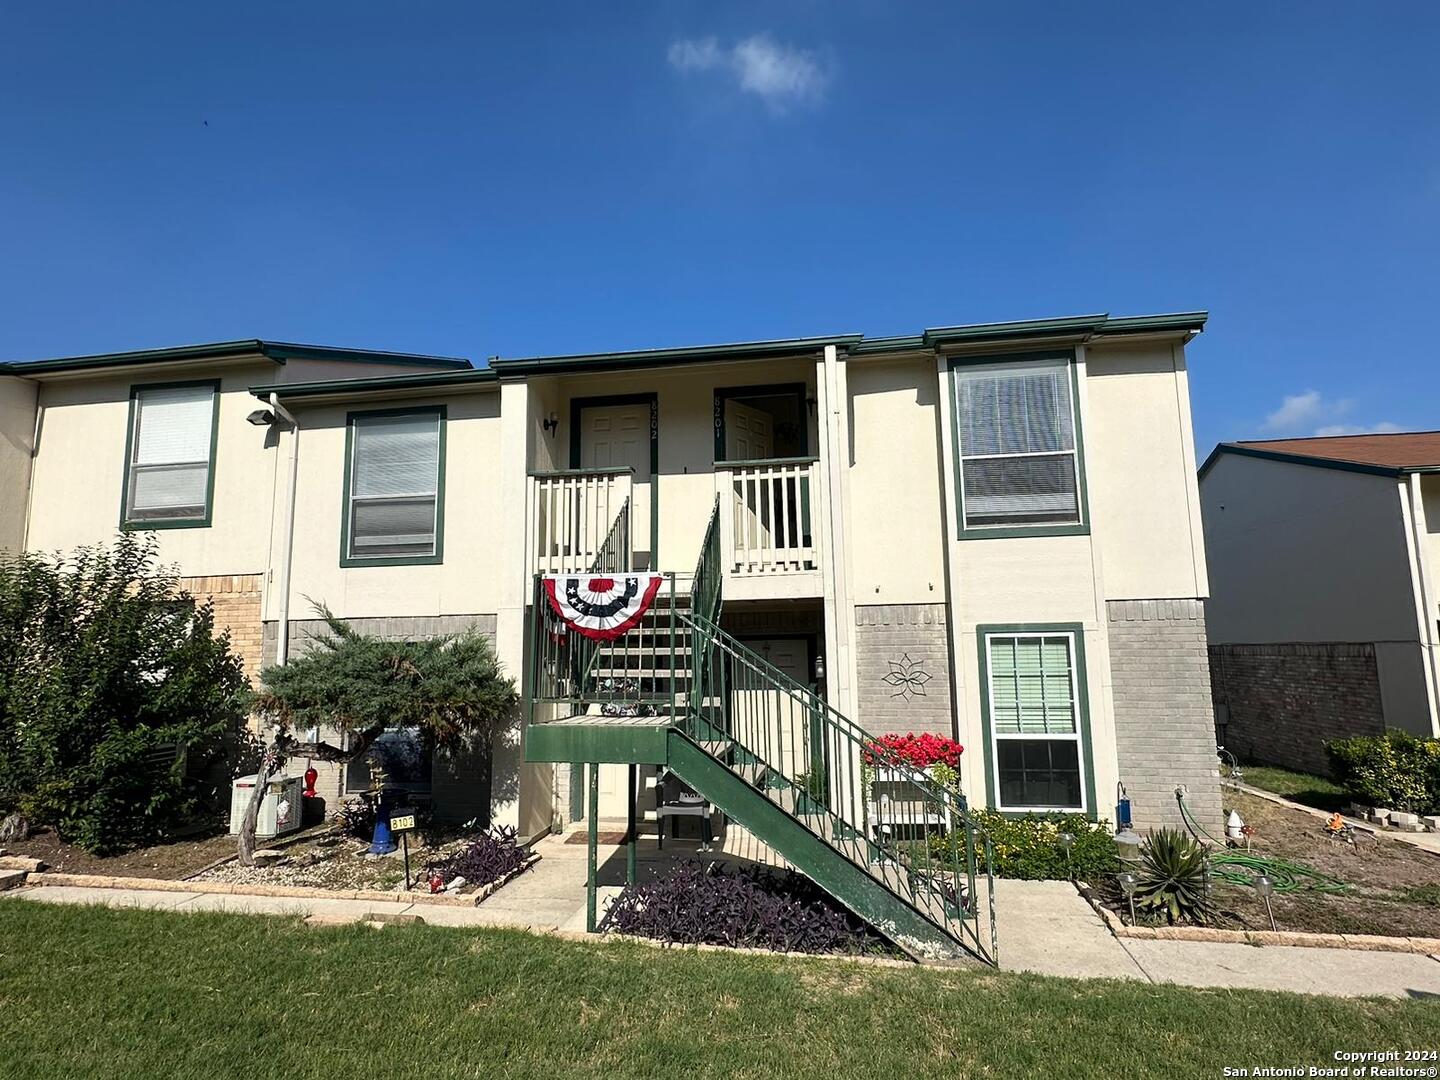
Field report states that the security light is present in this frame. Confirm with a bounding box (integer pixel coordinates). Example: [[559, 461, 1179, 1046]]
[[247, 408, 276, 427]]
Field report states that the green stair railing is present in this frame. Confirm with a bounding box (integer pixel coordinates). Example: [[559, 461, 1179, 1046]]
[[680, 611, 997, 963]]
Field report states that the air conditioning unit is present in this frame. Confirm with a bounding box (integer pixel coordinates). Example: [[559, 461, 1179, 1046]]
[[229, 774, 304, 838]]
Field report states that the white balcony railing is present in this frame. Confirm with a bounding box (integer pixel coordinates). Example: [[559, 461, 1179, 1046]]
[[527, 468, 633, 575], [716, 457, 820, 576]]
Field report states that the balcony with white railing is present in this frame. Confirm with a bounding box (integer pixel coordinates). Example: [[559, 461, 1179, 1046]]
[[526, 468, 633, 576], [715, 457, 824, 598]]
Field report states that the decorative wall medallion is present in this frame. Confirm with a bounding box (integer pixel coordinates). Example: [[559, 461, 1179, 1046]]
[[882, 654, 932, 700]]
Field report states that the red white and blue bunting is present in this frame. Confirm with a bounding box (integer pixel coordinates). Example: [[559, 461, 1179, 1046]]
[[542, 573, 665, 642]]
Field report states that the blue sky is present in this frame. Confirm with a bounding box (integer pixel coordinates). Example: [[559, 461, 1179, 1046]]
[[2, 2, 1436, 452]]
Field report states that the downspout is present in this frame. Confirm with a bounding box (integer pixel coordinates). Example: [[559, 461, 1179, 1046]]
[[270, 394, 300, 667], [1403, 472, 1440, 735]]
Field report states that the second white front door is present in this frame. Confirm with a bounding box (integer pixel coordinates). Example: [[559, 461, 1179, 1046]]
[[580, 403, 652, 569]]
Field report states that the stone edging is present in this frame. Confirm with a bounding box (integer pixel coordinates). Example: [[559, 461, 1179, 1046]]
[[1074, 882, 1440, 957], [25, 870, 496, 908]]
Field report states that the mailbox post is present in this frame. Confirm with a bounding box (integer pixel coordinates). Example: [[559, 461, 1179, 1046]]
[[388, 807, 418, 889]]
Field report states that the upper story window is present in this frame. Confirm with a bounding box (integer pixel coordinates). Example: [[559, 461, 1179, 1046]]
[[953, 357, 1083, 532], [123, 381, 219, 528], [342, 407, 445, 565]]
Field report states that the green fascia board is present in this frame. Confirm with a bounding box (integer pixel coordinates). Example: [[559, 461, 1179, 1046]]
[[850, 312, 1207, 357], [1197, 442, 1405, 482], [12, 339, 470, 377], [924, 314, 1109, 348], [1096, 311, 1208, 336], [255, 342, 471, 369], [523, 721, 671, 765], [665, 732, 969, 961], [252, 367, 498, 402], [492, 334, 864, 377]]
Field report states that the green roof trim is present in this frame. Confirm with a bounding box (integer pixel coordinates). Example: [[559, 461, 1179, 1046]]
[[9, 339, 472, 376], [251, 367, 498, 401], [846, 312, 1207, 357], [491, 334, 865, 377], [1198, 442, 1406, 481]]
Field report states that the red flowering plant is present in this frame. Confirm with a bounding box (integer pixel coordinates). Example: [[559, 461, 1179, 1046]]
[[861, 733, 964, 792]]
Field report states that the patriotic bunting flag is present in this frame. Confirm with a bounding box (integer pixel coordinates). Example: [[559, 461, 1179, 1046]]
[[542, 573, 665, 642]]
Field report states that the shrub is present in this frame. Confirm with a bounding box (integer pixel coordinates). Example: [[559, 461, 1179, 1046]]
[[599, 861, 887, 955], [1134, 827, 1216, 926], [428, 825, 530, 889], [1326, 732, 1440, 814], [931, 810, 1120, 881], [0, 535, 251, 854]]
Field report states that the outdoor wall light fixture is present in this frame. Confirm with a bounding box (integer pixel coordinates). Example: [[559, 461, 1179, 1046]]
[[1117, 871, 1137, 925], [543, 413, 560, 437], [246, 408, 277, 427]]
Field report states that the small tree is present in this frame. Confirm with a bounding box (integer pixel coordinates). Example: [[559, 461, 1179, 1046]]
[[242, 607, 518, 864], [0, 535, 251, 854]]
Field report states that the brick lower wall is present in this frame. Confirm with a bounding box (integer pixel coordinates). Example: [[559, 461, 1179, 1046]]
[[181, 574, 264, 683], [1107, 599, 1223, 831], [1208, 642, 1385, 776], [854, 604, 953, 737]]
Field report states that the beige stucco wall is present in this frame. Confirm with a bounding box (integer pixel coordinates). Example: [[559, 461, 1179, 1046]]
[[846, 357, 947, 604], [25, 363, 278, 574], [0, 376, 38, 553], [262, 389, 505, 624], [1084, 340, 1208, 600]]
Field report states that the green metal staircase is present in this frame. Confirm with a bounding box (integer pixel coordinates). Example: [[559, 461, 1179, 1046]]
[[526, 498, 997, 964]]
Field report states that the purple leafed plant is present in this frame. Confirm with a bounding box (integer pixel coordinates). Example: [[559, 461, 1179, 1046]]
[[598, 861, 889, 955], [429, 825, 530, 889]]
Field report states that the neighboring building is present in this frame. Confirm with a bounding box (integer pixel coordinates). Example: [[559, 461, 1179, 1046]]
[[1, 312, 1221, 927], [1200, 433, 1440, 775]]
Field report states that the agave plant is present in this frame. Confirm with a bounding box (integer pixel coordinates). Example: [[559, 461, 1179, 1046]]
[[1134, 827, 1216, 925]]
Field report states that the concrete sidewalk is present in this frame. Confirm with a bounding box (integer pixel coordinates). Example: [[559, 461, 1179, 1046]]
[[7, 832, 1440, 999]]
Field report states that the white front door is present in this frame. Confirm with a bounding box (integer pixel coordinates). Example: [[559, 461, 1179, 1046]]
[[734, 637, 814, 779], [581, 403, 653, 569], [725, 399, 775, 461]]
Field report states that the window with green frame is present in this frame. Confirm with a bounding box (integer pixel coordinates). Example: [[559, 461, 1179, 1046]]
[[954, 357, 1083, 530], [343, 408, 445, 564], [983, 631, 1088, 812], [122, 381, 219, 527]]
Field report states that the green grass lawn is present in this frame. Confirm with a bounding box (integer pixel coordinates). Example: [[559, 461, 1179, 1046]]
[[1226, 762, 1351, 812], [3, 901, 1439, 1079]]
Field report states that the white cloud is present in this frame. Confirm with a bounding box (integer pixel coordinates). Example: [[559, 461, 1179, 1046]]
[[667, 34, 828, 112], [1259, 389, 1401, 438], [1313, 422, 1405, 437]]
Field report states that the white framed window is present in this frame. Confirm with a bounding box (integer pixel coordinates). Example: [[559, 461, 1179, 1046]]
[[954, 358, 1082, 530], [983, 631, 1087, 812], [124, 382, 218, 525], [344, 409, 444, 564]]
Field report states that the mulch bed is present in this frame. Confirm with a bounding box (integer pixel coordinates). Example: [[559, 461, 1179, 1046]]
[[1094, 789, 1440, 939], [2, 824, 237, 880]]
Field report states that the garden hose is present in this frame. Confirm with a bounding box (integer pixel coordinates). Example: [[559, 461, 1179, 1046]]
[[1176, 789, 1350, 895]]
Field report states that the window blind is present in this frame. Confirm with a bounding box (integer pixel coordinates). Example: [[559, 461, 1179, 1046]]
[[126, 384, 215, 521], [348, 412, 440, 558], [955, 361, 1079, 528], [989, 635, 1077, 735]]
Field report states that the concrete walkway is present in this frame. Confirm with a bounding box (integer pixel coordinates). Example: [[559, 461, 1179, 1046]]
[[8, 830, 1440, 999], [990, 879, 1440, 998]]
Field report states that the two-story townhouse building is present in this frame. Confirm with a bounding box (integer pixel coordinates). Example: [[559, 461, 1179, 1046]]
[[1, 313, 1221, 888], [1201, 433, 1440, 775]]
